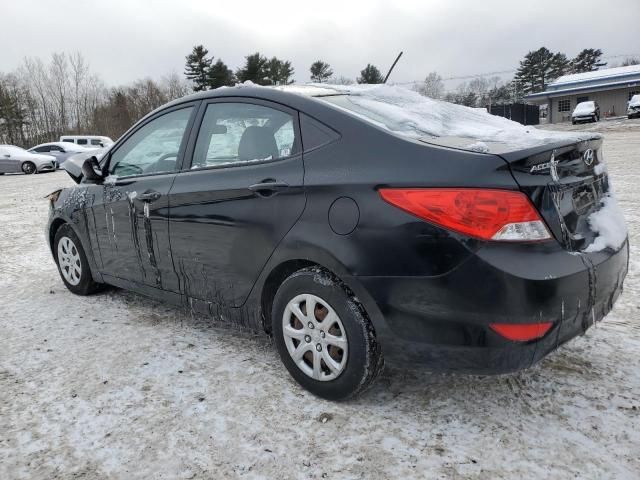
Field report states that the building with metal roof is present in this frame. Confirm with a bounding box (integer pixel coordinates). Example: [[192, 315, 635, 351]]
[[525, 64, 640, 123]]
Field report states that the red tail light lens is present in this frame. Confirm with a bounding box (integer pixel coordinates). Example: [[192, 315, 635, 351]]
[[489, 322, 553, 342], [378, 188, 551, 241]]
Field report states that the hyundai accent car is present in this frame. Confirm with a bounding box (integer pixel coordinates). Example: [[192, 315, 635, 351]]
[[46, 84, 628, 400], [0, 145, 57, 174]]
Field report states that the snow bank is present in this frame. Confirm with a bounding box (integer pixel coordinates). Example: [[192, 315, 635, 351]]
[[583, 194, 628, 252], [310, 84, 598, 150]]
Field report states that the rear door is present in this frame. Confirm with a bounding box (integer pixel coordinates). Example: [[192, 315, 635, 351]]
[[92, 104, 197, 289], [168, 99, 305, 307]]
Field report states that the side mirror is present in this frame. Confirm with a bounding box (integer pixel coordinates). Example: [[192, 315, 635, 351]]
[[3, 154, 10, 158], [81, 156, 104, 182]]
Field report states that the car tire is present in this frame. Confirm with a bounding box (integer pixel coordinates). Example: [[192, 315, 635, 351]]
[[272, 267, 383, 400], [572, 120, 576, 125], [22, 162, 36, 175], [54, 224, 101, 295]]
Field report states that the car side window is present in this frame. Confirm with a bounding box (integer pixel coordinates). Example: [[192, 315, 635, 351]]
[[51, 145, 64, 152], [34, 146, 50, 153], [109, 107, 193, 177], [191, 103, 299, 169], [77, 139, 88, 145]]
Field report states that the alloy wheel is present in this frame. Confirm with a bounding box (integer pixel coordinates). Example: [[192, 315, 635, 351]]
[[57, 236, 82, 286], [282, 293, 348, 381]]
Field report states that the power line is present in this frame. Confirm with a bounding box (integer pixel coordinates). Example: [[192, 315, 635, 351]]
[[395, 52, 640, 85]]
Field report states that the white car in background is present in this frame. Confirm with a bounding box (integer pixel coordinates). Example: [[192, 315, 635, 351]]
[[627, 95, 640, 119], [28, 142, 94, 168], [59, 135, 114, 148], [571, 101, 600, 124], [0, 145, 57, 175]]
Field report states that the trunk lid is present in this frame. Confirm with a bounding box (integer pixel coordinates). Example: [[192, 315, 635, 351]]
[[499, 137, 607, 251]]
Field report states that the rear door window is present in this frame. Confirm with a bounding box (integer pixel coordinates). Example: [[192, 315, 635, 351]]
[[191, 102, 299, 169], [77, 139, 88, 145]]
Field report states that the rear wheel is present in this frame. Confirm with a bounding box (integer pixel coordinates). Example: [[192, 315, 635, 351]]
[[272, 268, 383, 400], [22, 162, 36, 174], [54, 224, 101, 295]]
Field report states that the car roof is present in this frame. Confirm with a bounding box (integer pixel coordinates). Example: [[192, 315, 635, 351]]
[[31, 141, 88, 149]]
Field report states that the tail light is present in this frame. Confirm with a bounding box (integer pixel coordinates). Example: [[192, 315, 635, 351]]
[[489, 322, 553, 341], [378, 188, 551, 242]]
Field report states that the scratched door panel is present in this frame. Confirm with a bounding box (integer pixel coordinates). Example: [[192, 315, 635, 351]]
[[99, 176, 178, 290]]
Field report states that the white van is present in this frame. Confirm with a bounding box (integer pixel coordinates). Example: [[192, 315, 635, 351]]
[[59, 135, 114, 148]]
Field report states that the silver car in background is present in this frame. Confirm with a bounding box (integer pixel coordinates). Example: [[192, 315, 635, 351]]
[[0, 145, 56, 175], [28, 142, 94, 168]]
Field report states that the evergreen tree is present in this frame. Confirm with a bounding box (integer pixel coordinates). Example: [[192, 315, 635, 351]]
[[184, 45, 212, 92], [571, 48, 607, 73], [266, 57, 295, 85], [235, 53, 270, 85], [207, 59, 235, 89], [310, 61, 333, 83], [514, 47, 569, 95], [357, 64, 384, 84]]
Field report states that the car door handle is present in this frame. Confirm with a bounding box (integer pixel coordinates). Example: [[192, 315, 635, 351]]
[[138, 190, 162, 202], [248, 181, 289, 197]]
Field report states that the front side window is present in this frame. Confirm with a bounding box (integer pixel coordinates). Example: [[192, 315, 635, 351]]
[[91, 139, 101, 145], [51, 145, 64, 152], [192, 103, 298, 169], [109, 107, 193, 177], [34, 146, 50, 153]]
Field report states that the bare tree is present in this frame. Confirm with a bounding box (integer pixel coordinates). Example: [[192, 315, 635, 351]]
[[415, 72, 444, 99]]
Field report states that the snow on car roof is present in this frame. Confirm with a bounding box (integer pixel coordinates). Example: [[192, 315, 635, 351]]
[[283, 83, 597, 151]]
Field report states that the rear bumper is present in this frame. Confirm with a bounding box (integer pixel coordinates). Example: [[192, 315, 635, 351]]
[[353, 239, 629, 373]]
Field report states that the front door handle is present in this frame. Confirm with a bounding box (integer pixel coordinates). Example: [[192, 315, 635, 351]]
[[138, 190, 162, 202], [248, 180, 289, 197]]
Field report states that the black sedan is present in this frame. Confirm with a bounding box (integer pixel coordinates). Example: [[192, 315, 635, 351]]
[[47, 85, 628, 400]]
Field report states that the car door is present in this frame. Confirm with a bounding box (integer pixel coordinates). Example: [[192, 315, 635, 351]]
[[0, 147, 22, 173], [168, 99, 305, 307], [92, 104, 197, 289]]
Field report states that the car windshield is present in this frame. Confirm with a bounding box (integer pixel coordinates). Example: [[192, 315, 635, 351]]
[[630, 95, 640, 105], [575, 101, 595, 112]]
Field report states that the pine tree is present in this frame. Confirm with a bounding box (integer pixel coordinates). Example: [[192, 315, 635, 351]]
[[207, 59, 235, 89], [266, 57, 295, 85], [310, 61, 333, 83], [357, 64, 384, 84], [514, 47, 569, 95], [571, 48, 607, 73], [184, 45, 212, 92], [235, 53, 270, 85]]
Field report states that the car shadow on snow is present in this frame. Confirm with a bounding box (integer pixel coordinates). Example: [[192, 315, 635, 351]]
[[98, 287, 615, 411]]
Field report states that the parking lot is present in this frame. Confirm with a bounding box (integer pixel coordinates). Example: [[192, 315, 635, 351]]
[[1, 119, 639, 479]]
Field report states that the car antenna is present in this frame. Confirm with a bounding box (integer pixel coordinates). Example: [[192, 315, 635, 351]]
[[383, 51, 403, 84]]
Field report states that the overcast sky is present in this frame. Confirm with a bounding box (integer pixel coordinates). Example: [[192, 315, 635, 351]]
[[3, 0, 639, 87]]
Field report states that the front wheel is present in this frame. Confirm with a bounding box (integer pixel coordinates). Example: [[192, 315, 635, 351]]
[[22, 162, 36, 174], [54, 224, 101, 295], [272, 268, 383, 400]]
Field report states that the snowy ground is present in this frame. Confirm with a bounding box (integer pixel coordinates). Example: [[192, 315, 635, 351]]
[[1, 120, 639, 479]]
